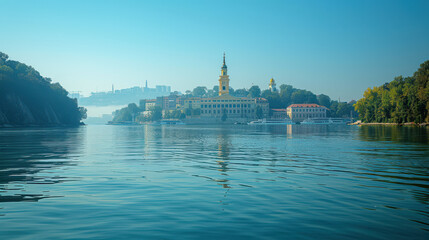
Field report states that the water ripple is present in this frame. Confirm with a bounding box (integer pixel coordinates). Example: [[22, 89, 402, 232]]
[[0, 125, 428, 239]]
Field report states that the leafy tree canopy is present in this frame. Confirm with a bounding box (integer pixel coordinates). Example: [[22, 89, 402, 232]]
[[0, 51, 86, 126], [354, 60, 429, 123]]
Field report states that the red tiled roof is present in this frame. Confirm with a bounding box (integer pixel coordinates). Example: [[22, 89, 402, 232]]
[[272, 108, 287, 112], [255, 97, 268, 101], [287, 104, 326, 108]]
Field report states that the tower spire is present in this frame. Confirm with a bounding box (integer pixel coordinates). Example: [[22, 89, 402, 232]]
[[223, 52, 225, 65], [219, 52, 230, 96]]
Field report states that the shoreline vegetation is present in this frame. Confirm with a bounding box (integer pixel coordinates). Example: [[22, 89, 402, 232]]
[[354, 60, 428, 125], [0, 52, 87, 127]]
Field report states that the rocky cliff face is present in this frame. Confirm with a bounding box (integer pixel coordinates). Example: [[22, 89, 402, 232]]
[[0, 52, 84, 127], [0, 92, 78, 127]]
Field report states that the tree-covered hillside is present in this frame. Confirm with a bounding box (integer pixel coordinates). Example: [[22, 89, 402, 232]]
[[0, 52, 86, 126], [354, 60, 429, 123]]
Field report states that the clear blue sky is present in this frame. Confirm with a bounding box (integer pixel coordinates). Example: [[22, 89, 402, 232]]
[[1, 0, 428, 101]]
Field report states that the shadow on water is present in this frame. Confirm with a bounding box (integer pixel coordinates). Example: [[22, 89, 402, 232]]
[[356, 126, 429, 205], [358, 125, 429, 144], [249, 124, 352, 137], [0, 127, 85, 202]]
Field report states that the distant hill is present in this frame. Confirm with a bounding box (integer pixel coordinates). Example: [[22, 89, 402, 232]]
[[0, 52, 86, 127], [78, 86, 172, 106]]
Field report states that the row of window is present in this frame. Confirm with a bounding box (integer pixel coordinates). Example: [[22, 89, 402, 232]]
[[293, 113, 325, 118], [188, 99, 253, 104], [291, 108, 325, 112], [201, 104, 251, 108], [202, 109, 254, 114], [200, 99, 252, 103]]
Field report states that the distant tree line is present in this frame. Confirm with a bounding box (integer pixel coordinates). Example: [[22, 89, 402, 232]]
[[354, 60, 429, 123], [185, 84, 357, 118], [0, 52, 86, 126], [112, 102, 186, 123]]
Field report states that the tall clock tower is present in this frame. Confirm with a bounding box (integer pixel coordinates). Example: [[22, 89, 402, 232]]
[[218, 53, 230, 96]]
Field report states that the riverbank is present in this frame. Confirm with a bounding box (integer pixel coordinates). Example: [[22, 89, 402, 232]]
[[350, 121, 429, 127]]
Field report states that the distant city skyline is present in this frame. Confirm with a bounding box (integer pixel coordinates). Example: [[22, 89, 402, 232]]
[[1, 0, 428, 101]]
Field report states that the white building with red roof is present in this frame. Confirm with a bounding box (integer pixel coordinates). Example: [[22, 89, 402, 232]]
[[286, 104, 327, 122]]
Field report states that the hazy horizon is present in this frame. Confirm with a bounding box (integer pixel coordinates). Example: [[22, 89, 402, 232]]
[[1, 0, 429, 101]]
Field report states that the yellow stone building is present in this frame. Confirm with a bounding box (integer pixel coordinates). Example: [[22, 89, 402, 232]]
[[219, 53, 230, 96], [183, 54, 269, 121]]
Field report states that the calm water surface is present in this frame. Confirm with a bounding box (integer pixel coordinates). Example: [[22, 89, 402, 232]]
[[0, 125, 428, 239]]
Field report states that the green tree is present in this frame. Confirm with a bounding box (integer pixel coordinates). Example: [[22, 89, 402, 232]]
[[212, 85, 219, 95], [0, 52, 8, 61], [317, 94, 331, 108], [248, 86, 261, 98], [128, 103, 140, 114], [79, 107, 87, 120], [0, 51, 84, 125], [229, 87, 235, 95], [150, 106, 162, 121], [414, 61, 429, 122], [234, 88, 249, 97], [192, 86, 207, 97], [354, 61, 429, 124], [261, 90, 282, 108]]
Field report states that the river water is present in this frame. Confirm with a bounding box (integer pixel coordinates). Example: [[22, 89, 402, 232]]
[[0, 125, 428, 239]]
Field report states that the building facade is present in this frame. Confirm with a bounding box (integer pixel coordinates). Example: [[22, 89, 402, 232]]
[[185, 94, 269, 119], [287, 104, 327, 122], [182, 54, 269, 121], [271, 109, 288, 119], [139, 54, 270, 122]]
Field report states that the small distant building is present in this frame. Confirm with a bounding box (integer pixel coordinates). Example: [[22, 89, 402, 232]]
[[287, 104, 327, 122], [156, 95, 180, 111], [255, 97, 270, 117], [144, 99, 157, 110], [271, 109, 288, 119], [269, 78, 277, 92], [193, 95, 269, 119]]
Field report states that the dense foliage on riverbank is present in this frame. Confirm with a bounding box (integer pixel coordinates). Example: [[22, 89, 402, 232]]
[[354, 60, 429, 123], [0, 52, 86, 126], [113, 103, 185, 123]]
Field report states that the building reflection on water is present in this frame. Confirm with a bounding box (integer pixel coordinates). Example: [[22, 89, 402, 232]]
[[216, 128, 231, 189], [258, 124, 336, 136]]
